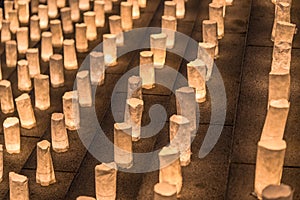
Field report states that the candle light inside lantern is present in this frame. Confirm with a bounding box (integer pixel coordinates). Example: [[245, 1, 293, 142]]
[[31, 0, 39, 13], [121, 2, 133, 31], [3, 117, 21, 154], [6, 40, 17, 68], [8, 10, 19, 34], [17, 60, 32, 92], [75, 23, 88, 52], [79, 0, 90, 11], [159, 146, 182, 196], [69, 0, 80, 22], [76, 70, 92, 107], [114, 122, 133, 169], [262, 184, 294, 200], [41, 32, 53, 62], [126, 98, 144, 141], [0, 80, 15, 114], [51, 113, 69, 153], [139, 51, 155, 89], [268, 69, 290, 104], [26, 48, 40, 78], [83, 11, 97, 41], [1, 20, 11, 43], [103, 34, 117, 66], [209, 3, 224, 39], [57, 0, 66, 8], [187, 59, 207, 103], [9, 172, 29, 200], [47, 0, 58, 18], [30, 15, 41, 42], [150, 33, 167, 69], [104, 0, 113, 12], [154, 182, 177, 200], [162, 15, 177, 49], [17, 0, 29, 24], [94, 1, 105, 27], [128, 0, 140, 19], [164, 1, 176, 18], [109, 15, 124, 46], [50, 20, 64, 48], [198, 42, 215, 81], [61, 7, 73, 34], [63, 91, 80, 130], [271, 2, 291, 41], [38, 5, 49, 30], [36, 140, 56, 186], [50, 54, 65, 87], [175, 87, 197, 135], [15, 93, 36, 129], [4, 1, 13, 20], [254, 140, 286, 199], [90, 51, 105, 85], [202, 20, 219, 57], [169, 114, 191, 166], [63, 39, 78, 70], [271, 42, 292, 72], [34, 74, 50, 110], [95, 162, 117, 200], [16, 27, 29, 54], [174, 0, 185, 18]]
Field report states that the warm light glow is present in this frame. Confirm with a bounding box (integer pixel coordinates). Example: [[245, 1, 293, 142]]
[[34, 74, 50, 110], [94, 1, 105, 27], [63, 39, 78, 70], [0, 80, 15, 114], [17, 60, 32, 92], [50, 20, 64, 48], [50, 54, 65, 87], [63, 91, 80, 130], [76, 197, 96, 200], [128, 0, 140, 19], [16, 27, 29, 54], [198, 42, 215, 81], [103, 34, 117, 66], [150, 33, 167, 69], [30, 15, 41, 42], [79, 0, 90, 11], [17, 0, 29, 24], [41, 32, 53, 62], [121, 2, 133, 31], [69, 0, 80, 22], [209, 3, 224, 39], [1, 20, 11, 43], [164, 1, 176, 17], [271, 42, 292, 72], [126, 98, 144, 141], [61, 7, 73, 34], [4, 1, 14, 20], [51, 113, 69, 153], [154, 182, 177, 199], [15, 93, 36, 129], [268, 68, 290, 104], [138, 0, 147, 8], [0, 145, 2, 182], [75, 23, 88, 52], [90, 51, 105, 85], [57, 0, 66, 8], [9, 172, 29, 200], [47, 0, 58, 18], [8, 10, 19, 34], [3, 117, 21, 154], [271, 2, 291, 41], [26, 48, 40, 78], [162, 15, 177, 49], [174, 0, 185, 19], [202, 20, 219, 57], [109, 15, 124, 46], [5, 40, 17, 68], [127, 76, 143, 100], [139, 51, 155, 89], [274, 21, 296, 45], [76, 70, 92, 107], [38, 5, 49, 30], [262, 184, 294, 200], [83, 11, 97, 41]]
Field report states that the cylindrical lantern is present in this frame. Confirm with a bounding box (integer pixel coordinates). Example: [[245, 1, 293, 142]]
[[150, 33, 167, 69], [17, 0, 29, 24], [76, 70, 92, 107], [197, 42, 215, 81], [162, 15, 177, 49], [103, 34, 117, 66], [63, 91, 80, 130], [41, 32, 53, 62], [51, 113, 69, 152], [138, 0, 146, 8], [209, 3, 224, 39], [4, 1, 14, 20], [94, 1, 105, 27], [0, 80, 15, 114], [9, 172, 29, 200], [63, 39, 78, 70], [30, 15, 41, 42], [202, 20, 219, 57], [271, 2, 291, 41], [34, 74, 50, 110], [154, 182, 177, 200], [271, 42, 292, 72], [75, 23, 88, 52], [26, 48, 40, 78], [3, 117, 21, 154], [109, 15, 124, 46], [69, 0, 80, 22], [164, 1, 176, 17], [268, 69, 290, 103], [47, 0, 58, 18], [90, 51, 105, 85], [1, 20, 11, 43], [17, 60, 32, 92], [104, 0, 113, 12], [50, 19, 64, 48], [128, 0, 140, 19], [262, 184, 294, 200], [126, 98, 144, 141], [139, 51, 155, 89], [49, 54, 65, 87], [174, 0, 185, 19], [6, 40, 17, 68], [57, 0, 66, 8], [83, 11, 97, 41], [15, 93, 36, 129], [16, 27, 29, 54], [8, 10, 19, 34], [274, 21, 296, 45], [127, 76, 143, 100], [121, 2, 133, 31], [79, 0, 90, 11], [38, 5, 49, 30], [31, 0, 39, 13], [61, 7, 73, 34]]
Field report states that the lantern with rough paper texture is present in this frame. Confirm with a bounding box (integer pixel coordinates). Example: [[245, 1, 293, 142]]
[[139, 51, 155, 89], [4, 117, 20, 154], [150, 33, 167, 69], [63, 39, 78, 70], [213, 0, 226, 16], [202, 20, 219, 57], [30, 15, 41, 42], [104, 0, 113, 12], [47, 0, 58, 18], [138, 0, 146, 8], [41, 32, 53, 62], [154, 182, 177, 200], [174, 0, 185, 19], [76, 70, 92, 107], [262, 184, 294, 200], [4, 1, 13, 20], [268, 69, 290, 103], [61, 7, 73, 34], [90, 51, 105, 85], [75, 23, 88, 52], [15, 93, 36, 129], [38, 5, 49, 30], [26, 48, 40, 78], [69, 0, 80, 22], [0, 80, 15, 114], [6, 40, 17, 68], [8, 10, 19, 34], [50, 20, 64, 48], [209, 3, 224, 39], [274, 21, 296, 45], [9, 172, 29, 200], [50, 54, 65, 87], [51, 113, 69, 153], [84, 11, 97, 41], [128, 0, 140, 19], [17, 60, 32, 92], [36, 140, 56, 186], [271, 2, 291, 41], [31, 0, 39, 13], [79, 0, 90, 11], [164, 1, 176, 17], [16, 27, 29, 54], [63, 91, 80, 130], [94, 1, 105, 27], [1, 20, 11, 43], [198, 42, 215, 81], [34, 74, 50, 110], [18, 0, 29, 24], [103, 34, 117, 66], [57, 0, 66, 8], [109, 15, 124, 46], [127, 76, 142, 100], [121, 2, 133, 31], [271, 42, 292, 72], [126, 98, 144, 141], [162, 16, 177, 49]]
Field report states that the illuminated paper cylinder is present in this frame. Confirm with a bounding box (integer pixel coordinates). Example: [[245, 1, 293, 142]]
[[164, 1, 176, 17], [212, 0, 226, 16], [3, 117, 20, 154], [159, 146, 182, 195], [16, 27, 29, 54], [175, 87, 197, 135], [269, 69, 290, 103], [63, 39, 78, 70], [9, 172, 29, 200], [8, 10, 19, 34], [38, 5, 49, 30], [109, 15, 124, 46], [18, 0, 29, 24], [17, 60, 32, 92], [75, 23, 88, 52], [26, 48, 40, 78], [114, 122, 133, 169], [271, 2, 291, 41], [187, 59, 207, 103], [61, 7, 73, 34], [139, 51, 155, 89], [15, 93, 36, 129], [63, 91, 80, 130], [261, 99, 289, 141], [198, 42, 215, 81], [0, 8, 2, 29], [4, 1, 14, 19], [174, 0, 185, 19], [95, 162, 117, 200], [0, 80, 15, 114], [126, 98, 143, 141], [226, 0, 234, 5], [50, 20, 64, 48], [31, 0, 39, 13], [0, 60, 2, 80], [34, 74, 50, 110], [274, 21, 296, 45], [262, 184, 294, 200], [0, 145, 2, 182], [254, 140, 286, 199], [209, 3, 224, 39], [1, 20, 11, 43], [271, 42, 291, 72], [94, 1, 105, 27], [50, 54, 64, 87], [154, 182, 177, 200], [57, 0, 66, 8], [76, 70, 92, 107], [36, 140, 56, 186], [103, 34, 117, 66], [121, 2, 133, 31], [41, 32, 53, 62], [104, 0, 113, 12], [6, 40, 17, 68], [51, 113, 69, 152], [162, 16, 176, 49], [169, 114, 191, 166], [30, 15, 41, 42], [77, 197, 96, 200], [79, 0, 90, 11], [203, 20, 219, 57], [150, 33, 167, 69], [138, 0, 146, 8], [128, 0, 140, 19], [90, 51, 105, 85], [127, 76, 142, 100], [47, 0, 58, 18], [83, 11, 97, 41], [69, 0, 80, 22]]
